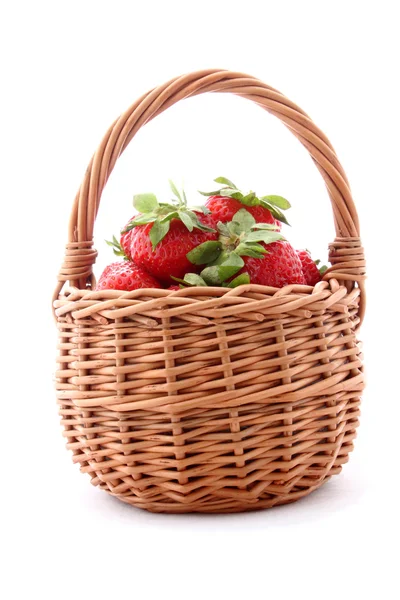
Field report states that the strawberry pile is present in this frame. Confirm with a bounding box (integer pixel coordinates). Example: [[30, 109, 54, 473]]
[[96, 177, 326, 292]]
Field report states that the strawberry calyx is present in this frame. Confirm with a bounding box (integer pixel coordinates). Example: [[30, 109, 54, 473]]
[[122, 180, 215, 248], [315, 259, 328, 275], [106, 235, 129, 259], [183, 208, 284, 286], [199, 177, 291, 225]]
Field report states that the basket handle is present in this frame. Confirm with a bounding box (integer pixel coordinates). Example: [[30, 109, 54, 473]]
[[53, 68, 366, 322]]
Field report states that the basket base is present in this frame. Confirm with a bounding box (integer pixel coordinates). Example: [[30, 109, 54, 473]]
[[94, 467, 341, 514]]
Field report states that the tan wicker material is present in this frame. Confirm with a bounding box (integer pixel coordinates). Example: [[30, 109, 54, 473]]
[[53, 69, 366, 513]]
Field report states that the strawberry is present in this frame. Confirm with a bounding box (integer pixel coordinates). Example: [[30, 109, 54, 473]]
[[184, 209, 305, 288], [200, 177, 291, 229], [96, 261, 161, 291], [130, 215, 217, 283], [125, 182, 217, 283], [297, 249, 326, 286], [242, 241, 306, 287]]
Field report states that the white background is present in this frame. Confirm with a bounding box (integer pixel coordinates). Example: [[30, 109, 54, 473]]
[[1, 1, 399, 599]]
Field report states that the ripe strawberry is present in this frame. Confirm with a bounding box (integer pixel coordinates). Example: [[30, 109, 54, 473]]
[[297, 249, 325, 286], [96, 261, 161, 291], [130, 215, 217, 283], [242, 241, 306, 287], [201, 177, 291, 229], [125, 182, 217, 283]]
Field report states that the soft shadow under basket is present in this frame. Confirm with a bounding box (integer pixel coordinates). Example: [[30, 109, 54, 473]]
[[53, 69, 366, 513]]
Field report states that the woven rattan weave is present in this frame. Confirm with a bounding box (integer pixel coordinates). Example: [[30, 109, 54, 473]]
[[53, 69, 366, 513]]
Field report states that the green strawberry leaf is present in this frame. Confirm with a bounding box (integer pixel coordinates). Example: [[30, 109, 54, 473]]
[[270, 206, 290, 226], [225, 273, 250, 288], [189, 214, 216, 232], [186, 210, 203, 221], [227, 220, 242, 237], [245, 230, 284, 244], [158, 201, 178, 210], [221, 189, 244, 201], [270, 208, 289, 225], [184, 273, 208, 286], [217, 222, 230, 237], [232, 209, 256, 232], [170, 276, 187, 285], [172, 274, 208, 287], [160, 211, 179, 223], [260, 201, 290, 225], [179, 211, 195, 232], [218, 265, 242, 280], [235, 242, 266, 258], [106, 235, 119, 248], [252, 222, 280, 231], [198, 253, 244, 284], [217, 253, 244, 280], [187, 241, 222, 265], [149, 219, 170, 248], [169, 180, 182, 202], [133, 193, 159, 213], [123, 214, 158, 231], [214, 176, 237, 189], [198, 189, 221, 197], [261, 195, 291, 210], [319, 264, 328, 275], [200, 266, 222, 286], [239, 192, 259, 207], [106, 235, 127, 258]]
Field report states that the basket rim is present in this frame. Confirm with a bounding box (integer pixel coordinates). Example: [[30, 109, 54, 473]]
[[54, 278, 362, 331]]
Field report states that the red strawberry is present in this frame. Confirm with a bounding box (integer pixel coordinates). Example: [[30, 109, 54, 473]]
[[167, 285, 181, 290], [242, 241, 306, 287], [200, 177, 291, 229], [130, 215, 218, 283], [124, 182, 217, 283], [297, 250, 324, 286], [96, 261, 161, 291]]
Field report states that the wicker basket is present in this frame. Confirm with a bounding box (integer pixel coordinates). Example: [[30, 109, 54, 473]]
[[53, 69, 366, 513]]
